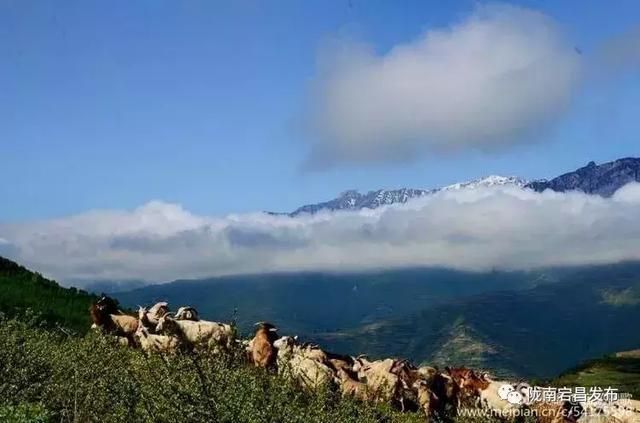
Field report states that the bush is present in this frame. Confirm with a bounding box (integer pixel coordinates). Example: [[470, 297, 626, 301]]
[[0, 403, 51, 423], [0, 318, 430, 423]]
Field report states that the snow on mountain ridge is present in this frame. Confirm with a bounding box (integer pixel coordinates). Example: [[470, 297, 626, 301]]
[[287, 175, 526, 216], [441, 175, 528, 191], [280, 158, 640, 216]]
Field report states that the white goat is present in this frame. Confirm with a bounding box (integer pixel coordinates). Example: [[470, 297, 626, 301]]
[[273, 336, 334, 391], [144, 302, 169, 326], [354, 358, 402, 404], [134, 323, 181, 353], [155, 313, 234, 351], [477, 380, 526, 420], [175, 306, 199, 321]]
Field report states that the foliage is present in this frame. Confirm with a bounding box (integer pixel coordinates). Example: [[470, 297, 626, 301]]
[[0, 257, 504, 422], [0, 256, 95, 333], [0, 403, 51, 423], [0, 318, 434, 423]]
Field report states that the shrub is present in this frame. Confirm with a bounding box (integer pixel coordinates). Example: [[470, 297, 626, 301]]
[[0, 403, 51, 423], [0, 318, 429, 423]]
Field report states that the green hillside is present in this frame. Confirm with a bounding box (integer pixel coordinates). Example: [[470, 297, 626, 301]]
[[0, 257, 637, 422], [0, 258, 465, 423], [552, 353, 640, 398], [115, 268, 552, 337], [314, 263, 640, 378], [0, 256, 95, 333]]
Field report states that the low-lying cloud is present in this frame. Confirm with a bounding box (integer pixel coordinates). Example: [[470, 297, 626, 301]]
[[305, 3, 582, 166], [2, 184, 640, 287]]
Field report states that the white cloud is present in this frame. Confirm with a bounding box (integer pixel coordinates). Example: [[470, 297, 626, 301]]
[[2, 184, 640, 286], [305, 3, 581, 166]]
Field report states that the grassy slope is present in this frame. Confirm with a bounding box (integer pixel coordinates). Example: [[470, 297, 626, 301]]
[[0, 257, 637, 421], [0, 258, 470, 422], [552, 354, 640, 398], [0, 256, 95, 333]]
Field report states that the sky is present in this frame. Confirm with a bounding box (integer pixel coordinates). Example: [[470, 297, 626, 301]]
[[1, 0, 639, 221], [1, 1, 640, 285]]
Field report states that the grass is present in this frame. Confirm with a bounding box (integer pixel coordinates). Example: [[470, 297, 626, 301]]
[[552, 354, 640, 398]]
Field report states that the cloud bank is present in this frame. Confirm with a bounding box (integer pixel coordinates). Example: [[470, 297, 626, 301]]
[[2, 184, 640, 286], [305, 3, 582, 166]]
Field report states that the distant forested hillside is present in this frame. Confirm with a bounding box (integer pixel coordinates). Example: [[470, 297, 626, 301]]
[[0, 256, 95, 332], [115, 263, 640, 378], [114, 268, 552, 336], [314, 262, 640, 378]]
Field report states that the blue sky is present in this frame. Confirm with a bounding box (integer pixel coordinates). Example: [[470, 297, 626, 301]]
[[2, 0, 639, 221]]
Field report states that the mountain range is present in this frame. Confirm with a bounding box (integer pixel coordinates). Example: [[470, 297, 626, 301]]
[[283, 157, 640, 216], [5, 156, 639, 381], [3, 254, 638, 381], [110, 156, 640, 378]]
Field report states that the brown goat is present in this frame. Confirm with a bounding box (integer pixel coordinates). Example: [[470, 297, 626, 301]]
[[413, 379, 439, 419], [251, 322, 278, 369], [90, 296, 138, 346], [446, 366, 489, 406], [336, 367, 371, 401]]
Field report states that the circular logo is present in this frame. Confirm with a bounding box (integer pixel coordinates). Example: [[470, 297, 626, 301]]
[[498, 384, 515, 400], [507, 390, 524, 405]]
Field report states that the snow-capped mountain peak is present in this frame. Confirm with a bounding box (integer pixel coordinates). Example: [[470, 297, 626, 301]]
[[286, 175, 526, 216], [441, 175, 528, 191], [279, 158, 640, 216]]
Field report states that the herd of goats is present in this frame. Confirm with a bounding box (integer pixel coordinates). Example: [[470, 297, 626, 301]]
[[89, 296, 639, 423]]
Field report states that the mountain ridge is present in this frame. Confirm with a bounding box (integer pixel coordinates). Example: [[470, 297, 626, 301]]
[[282, 157, 640, 216], [525, 157, 640, 196], [286, 175, 527, 216]]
